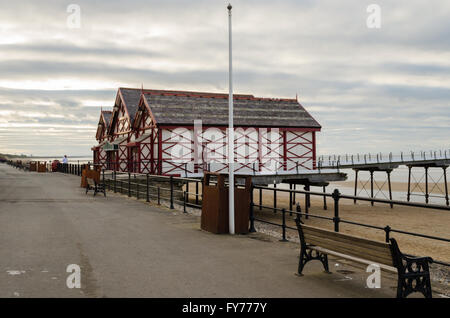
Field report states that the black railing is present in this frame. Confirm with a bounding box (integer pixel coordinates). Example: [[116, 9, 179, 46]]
[[15, 158, 449, 267], [100, 171, 203, 211], [250, 185, 450, 267]]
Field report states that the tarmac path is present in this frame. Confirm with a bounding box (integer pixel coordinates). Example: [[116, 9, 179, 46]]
[[0, 163, 398, 297]]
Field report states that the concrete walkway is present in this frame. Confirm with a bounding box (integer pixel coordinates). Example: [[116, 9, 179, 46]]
[[0, 163, 398, 297]]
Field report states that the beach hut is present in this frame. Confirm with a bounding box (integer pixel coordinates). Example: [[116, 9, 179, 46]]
[[126, 88, 321, 176]]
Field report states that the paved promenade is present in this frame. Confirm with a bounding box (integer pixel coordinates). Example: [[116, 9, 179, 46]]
[[0, 163, 398, 297]]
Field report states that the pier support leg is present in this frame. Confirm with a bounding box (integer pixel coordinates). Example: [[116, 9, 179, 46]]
[[354, 169, 358, 204], [323, 186, 327, 210], [370, 170, 374, 206], [387, 170, 393, 208], [425, 167, 429, 204], [293, 184, 296, 204], [444, 167, 449, 206], [407, 166, 411, 202], [305, 183, 310, 208]]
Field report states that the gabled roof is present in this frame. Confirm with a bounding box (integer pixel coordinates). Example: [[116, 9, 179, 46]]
[[139, 90, 321, 128], [119, 87, 255, 125], [96, 110, 113, 141], [101, 110, 112, 130]]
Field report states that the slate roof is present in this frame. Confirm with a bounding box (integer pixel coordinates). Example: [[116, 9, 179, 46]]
[[119, 88, 142, 122], [119, 88, 255, 124], [101, 111, 112, 130], [141, 91, 321, 128]]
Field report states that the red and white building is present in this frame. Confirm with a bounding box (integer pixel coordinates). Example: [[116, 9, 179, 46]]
[[93, 88, 321, 176], [92, 110, 112, 169]]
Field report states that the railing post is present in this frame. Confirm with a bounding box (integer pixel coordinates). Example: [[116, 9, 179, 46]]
[[295, 203, 301, 221], [259, 187, 262, 210], [249, 183, 256, 233], [146, 174, 150, 202], [114, 171, 116, 193], [157, 186, 161, 205], [384, 225, 391, 243], [304, 188, 309, 220], [183, 191, 187, 213], [128, 172, 131, 197], [280, 208, 288, 242], [186, 181, 189, 204], [102, 169, 105, 190], [136, 177, 140, 200], [195, 181, 199, 205], [273, 182, 277, 213], [289, 183, 293, 213], [170, 176, 174, 209], [332, 189, 340, 232]]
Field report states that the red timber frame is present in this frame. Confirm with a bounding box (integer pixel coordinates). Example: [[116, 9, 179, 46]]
[[122, 90, 321, 176], [93, 111, 111, 169], [157, 125, 319, 176], [107, 89, 134, 172], [284, 130, 317, 171], [130, 94, 159, 174]]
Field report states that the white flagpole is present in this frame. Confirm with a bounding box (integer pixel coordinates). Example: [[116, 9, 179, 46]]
[[227, 4, 235, 235]]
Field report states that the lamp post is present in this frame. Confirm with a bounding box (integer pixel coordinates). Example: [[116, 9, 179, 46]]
[[227, 3, 235, 235]]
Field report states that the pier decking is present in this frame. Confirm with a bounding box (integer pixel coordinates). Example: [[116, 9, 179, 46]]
[[0, 163, 403, 297]]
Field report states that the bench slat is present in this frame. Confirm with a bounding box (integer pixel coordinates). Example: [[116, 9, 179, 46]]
[[312, 246, 397, 273], [302, 229, 392, 257], [302, 225, 389, 250], [300, 225, 393, 266], [304, 234, 394, 266]]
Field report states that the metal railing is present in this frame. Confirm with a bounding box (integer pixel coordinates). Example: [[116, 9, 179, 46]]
[[18, 159, 449, 267], [318, 149, 450, 170], [250, 185, 450, 267]]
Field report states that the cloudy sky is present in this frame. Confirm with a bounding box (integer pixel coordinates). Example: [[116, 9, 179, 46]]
[[0, 0, 449, 157]]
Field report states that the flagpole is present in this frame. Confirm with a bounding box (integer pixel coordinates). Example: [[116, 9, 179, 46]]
[[227, 4, 235, 235]]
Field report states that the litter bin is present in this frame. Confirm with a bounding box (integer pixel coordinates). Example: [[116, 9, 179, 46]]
[[201, 172, 252, 234], [37, 161, 47, 173], [29, 161, 37, 171]]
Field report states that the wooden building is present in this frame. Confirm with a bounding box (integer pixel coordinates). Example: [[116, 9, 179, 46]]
[[93, 87, 321, 176], [92, 110, 112, 169]]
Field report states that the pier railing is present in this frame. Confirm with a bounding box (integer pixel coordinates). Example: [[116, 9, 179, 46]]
[[318, 149, 450, 170]]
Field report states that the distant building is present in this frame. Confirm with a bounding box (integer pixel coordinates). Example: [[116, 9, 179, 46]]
[[92, 87, 321, 176]]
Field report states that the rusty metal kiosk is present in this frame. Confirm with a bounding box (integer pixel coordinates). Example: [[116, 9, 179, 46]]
[[201, 172, 251, 234]]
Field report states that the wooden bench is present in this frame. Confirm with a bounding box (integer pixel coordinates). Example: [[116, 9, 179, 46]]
[[295, 219, 433, 298], [85, 177, 106, 197]]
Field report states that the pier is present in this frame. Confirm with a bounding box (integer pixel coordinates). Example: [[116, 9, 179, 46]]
[[318, 150, 450, 206]]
